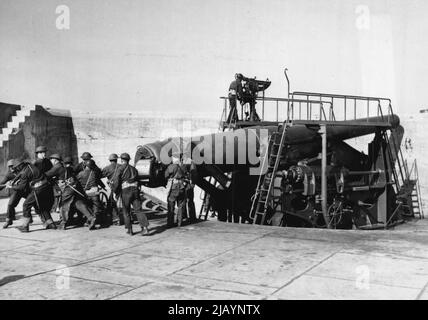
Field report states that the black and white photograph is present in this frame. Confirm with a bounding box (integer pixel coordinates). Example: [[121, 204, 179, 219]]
[[0, 0, 427, 306]]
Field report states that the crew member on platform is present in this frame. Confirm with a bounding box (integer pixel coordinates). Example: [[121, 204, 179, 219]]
[[1, 160, 24, 229], [11, 159, 56, 232], [45, 154, 96, 230], [102, 153, 123, 225], [227, 73, 243, 124], [164, 154, 187, 228], [111, 153, 149, 236]]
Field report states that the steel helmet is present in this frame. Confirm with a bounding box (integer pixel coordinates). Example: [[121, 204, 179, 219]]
[[63, 156, 73, 164], [80, 152, 93, 160], [35, 146, 48, 153], [120, 153, 131, 161], [109, 154, 119, 161], [49, 154, 62, 161]]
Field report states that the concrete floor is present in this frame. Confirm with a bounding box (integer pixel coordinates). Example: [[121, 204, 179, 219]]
[[1, 204, 428, 300]]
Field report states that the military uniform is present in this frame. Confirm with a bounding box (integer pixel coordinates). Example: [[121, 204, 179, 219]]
[[1, 166, 25, 228], [34, 158, 53, 174], [74, 152, 94, 175], [34, 146, 53, 174], [45, 157, 96, 230], [102, 155, 123, 225], [77, 161, 106, 225], [227, 75, 243, 124], [112, 154, 149, 236], [183, 158, 198, 223], [164, 162, 187, 227], [13, 162, 56, 232]]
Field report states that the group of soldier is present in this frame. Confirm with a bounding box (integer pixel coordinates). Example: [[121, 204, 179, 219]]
[[0, 146, 150, 235], [0, 145, 199, 236]]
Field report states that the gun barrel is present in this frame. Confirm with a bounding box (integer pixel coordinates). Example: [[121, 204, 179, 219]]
[[135, 115, 400, 186]]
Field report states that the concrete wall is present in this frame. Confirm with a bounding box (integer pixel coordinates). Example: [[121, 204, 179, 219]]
[[0, 105, 78, 197], [71, 112, 219, 169], [0, 102, 20, 131]]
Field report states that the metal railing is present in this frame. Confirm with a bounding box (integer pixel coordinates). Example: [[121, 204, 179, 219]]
[[220, 91, 396, 129], [219, 96, 333, 127], [292, 91, 394, 124]]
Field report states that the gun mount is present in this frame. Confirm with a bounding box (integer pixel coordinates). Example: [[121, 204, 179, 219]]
[[135, 69, 423, 230]]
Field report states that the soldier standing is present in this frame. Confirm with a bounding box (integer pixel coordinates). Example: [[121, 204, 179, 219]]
[[164, 155, 187, 228], [227, 73, 243, 124], [11, 159, 56, 232], [112, 153, 149, 236], [183, 154, 198, 223], [102, 154, 123, 225], [77, 159, 106, 226], [1, 160, 25, 229], [45, 154, 96, 230]]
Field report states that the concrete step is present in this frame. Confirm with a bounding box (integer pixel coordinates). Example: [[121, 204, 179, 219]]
[[0, 105, 35, 147]]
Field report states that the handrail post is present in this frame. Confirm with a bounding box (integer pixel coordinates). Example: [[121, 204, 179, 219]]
[[344, 97, 347, 121], [284, 68, 290, 110]]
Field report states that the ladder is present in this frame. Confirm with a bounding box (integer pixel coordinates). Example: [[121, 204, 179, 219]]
[[199, 186, 212, 220], [409, 160, 424, 219], [250, 120, 292, 225], [383, 130, 405, 193], [384, 130, 424, 220]]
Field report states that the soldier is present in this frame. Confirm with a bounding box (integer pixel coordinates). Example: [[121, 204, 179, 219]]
[[34, 146, 53, 173], [77, 159, 106, 226], [164, 154, 187, 228], [45, 154, 96, 230], [63, 156, 74, 169], [63, 156, 83, 225], [182, 154, 198, 223], [11, 159, 56, 232], [227, 73, 243, 124], [1, 160, 24, 228], [101, 153, 123, 225], [112, 153, 149, 236], [74, 152, 93, 175]]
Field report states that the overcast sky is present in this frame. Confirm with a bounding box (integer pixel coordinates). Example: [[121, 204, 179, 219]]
[[1, 0, 427, 115]]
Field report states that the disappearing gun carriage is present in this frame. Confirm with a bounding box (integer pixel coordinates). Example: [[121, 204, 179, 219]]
[[134, 69, 423, 230]]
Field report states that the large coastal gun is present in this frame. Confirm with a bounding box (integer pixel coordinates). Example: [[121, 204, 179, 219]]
[[134, 70, 421, 230]]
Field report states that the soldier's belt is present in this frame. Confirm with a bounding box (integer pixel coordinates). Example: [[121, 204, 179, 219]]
[[122, 181, 138, 189]]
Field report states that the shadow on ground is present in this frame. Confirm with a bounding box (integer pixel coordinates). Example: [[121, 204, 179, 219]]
[[0, 275, 26, 287]]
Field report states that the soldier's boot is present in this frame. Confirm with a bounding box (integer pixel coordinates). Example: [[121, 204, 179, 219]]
[[2, 219, 13, 229], [45, 219, 57, 230], [18, 217, 31, 233], [126, 224, 133, 236], [141, 227, 149, 236], [135, 212, 149, 236], [87, 216, 97, 230]]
